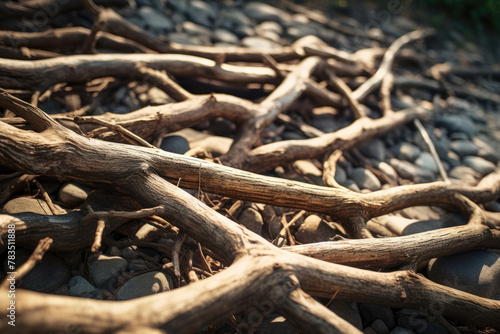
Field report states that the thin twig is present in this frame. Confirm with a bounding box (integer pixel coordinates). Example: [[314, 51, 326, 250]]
[[413, 119, 449, 182], [173, 233, 186, 282], [91, 218, 106, 252], [325, 67, 366, 119], [273, 210, 306, 247], [74, 116, 155, 149], [1, 237, 53, 289], [33, 179, 65, 215], [323, 150, 349, 189], [197, 242, 213, 275]]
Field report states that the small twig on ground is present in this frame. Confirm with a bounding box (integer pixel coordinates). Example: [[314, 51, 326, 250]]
[[1, 237, 53, 289]]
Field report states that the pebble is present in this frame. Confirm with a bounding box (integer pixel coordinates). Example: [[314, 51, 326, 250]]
[[360, 139, 386, 161], [238, 207, 264, 235], [213, 28, 239, 44], [396, 313, 447, 334], [294, 214, 338, 243], [160, 135, 190, 154], [393, 142, 421, 162], [359, 303, 395, 329], [89, 254, 128, 291], [435, 114, 477, 138], [335, 165, 348, 185], [374, 162, 398, 184], [352, 167, 381, 191], [292, 160, 323, 185], [462, 156, 496, 176], [414, 152, 438, 173], [373, 215, 445, 236], [138, 6, 174, 31], [473, 136, 500, 163], [371, 319, 389, 334], [328, 300, 363, 329], [147, 87, 172, 105], [262, 205, 282, 238], [255, 21, 283, 35], [256, 313, 299, 334], [389, 158, 435, 183], [181, 21, 212, 39], [286, 23, 318, 40], [2, 249, 70, 292], [218, 9, 253, 37], [168, 32, 204, 45], [115, 271, 172, 300], [241, 36, 282, 50], [187, 1, 218, 27], [2, 196, 65, 215], [135, 223, 163, 242], [449, 140, 479, 157], [68, 276, 103, 299], [166, 0, 188, 13], [58, 182, 93, 207], [244, 2, 291, 24], [448, 165, 480, 183], [427, 250, 500, 298], [344, 179, 361, 192], [389, 327, 414, 334]]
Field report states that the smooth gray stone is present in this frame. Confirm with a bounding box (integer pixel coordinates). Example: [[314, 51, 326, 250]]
[[3, 249, 70, 293], [68, 276, 102, 299], [166, 0, 188, 13], [374, 161, 398, 183], [371, 319, 389, 334], [186, 0, 218, 27], [213, 28, 239, 44], [389, 158, 435, 183], [352, 167, 381, 191], [396, 315, 447, 334], [389, 327, 414, 334], [58, 182, 93, 207], [360, 139, 386, 161], [329, 301, 362, 329], [462, 155, 496, 176], [89, 255, 128, 291], [435, 114, 477, 138], [427, 250, 500, 298], [449, 140, 479, 157], [241, 36, 281, 50], [335, 165, 347, 185], [218, 9, 253, 37], [115, 271, 172, 300], [414, 152, 438, 173], [244, 2, 291, 24], [473, 136, 500, 163], [256, 313, 299, 334], [160, 135, 190, 154], [375, 215, 445, 236], [138, 6, 174, 31], [344, 179, 360, 192], [255, 21, 283, 35], [181, 21, 212, 37], [238, 207, 263, 235], [286, 23, 318, 40], [168, 32, 205, 45], [359, 303, 395, 329], [394, 142, 421, 162], [449, 165, 481, 182]]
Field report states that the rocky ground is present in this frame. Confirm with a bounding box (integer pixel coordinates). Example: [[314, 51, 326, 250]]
[[1, 0, 500, 333]]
